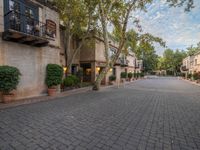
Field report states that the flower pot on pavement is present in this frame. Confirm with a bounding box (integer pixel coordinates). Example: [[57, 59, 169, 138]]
[[2, 94, 14, 103], [48, 88, 57, 96]]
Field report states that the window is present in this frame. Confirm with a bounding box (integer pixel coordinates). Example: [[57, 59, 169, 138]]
[[4, 0, 39, 34], [195, 59, 197, 66], [113, 68, 116, 76]]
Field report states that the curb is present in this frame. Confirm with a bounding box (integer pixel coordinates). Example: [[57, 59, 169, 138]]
[[0, 86, 92, 110], [0, 79, 142, 110], [180, 78, 200, 87]]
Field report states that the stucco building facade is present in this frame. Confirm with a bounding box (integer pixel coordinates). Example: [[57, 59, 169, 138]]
[[181, 51, 200, 75], [0, 0, 60, 102]]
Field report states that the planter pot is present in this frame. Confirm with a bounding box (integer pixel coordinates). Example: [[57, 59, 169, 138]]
[[109, 81, 114, 85], [196, 79, 200, 83], [121, 78, 126, 83], [2, 94, 14, 103], [48, 88, 57, 96]]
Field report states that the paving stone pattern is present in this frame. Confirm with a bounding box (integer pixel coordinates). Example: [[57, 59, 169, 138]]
[[0, 77, 200, 150]]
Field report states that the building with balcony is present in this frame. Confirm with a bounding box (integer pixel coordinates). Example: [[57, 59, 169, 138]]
[[60, 31, 140, 85], [0, 0, 60, 101], [181, 51, 200, 75]]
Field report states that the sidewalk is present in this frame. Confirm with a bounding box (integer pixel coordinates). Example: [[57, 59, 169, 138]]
[[180, 78, 200, 87], [0, 79, 141, 110], [0, 86, 92, 110]]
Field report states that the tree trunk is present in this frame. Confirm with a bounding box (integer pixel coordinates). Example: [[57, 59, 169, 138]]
[[63, 21, 72, 76], [93, 64, 110, 90], [92, 1, 110, 90], [92, 1, 135, 91]]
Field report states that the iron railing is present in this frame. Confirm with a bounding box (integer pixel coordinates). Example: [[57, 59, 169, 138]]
[[4, 10, 46, 38]]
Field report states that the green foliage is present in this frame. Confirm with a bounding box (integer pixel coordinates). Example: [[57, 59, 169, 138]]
[[188, 73, 192, 79], [140, 72, 144, 77], [158, 49, 187, 75], [76, 68, 83, 79], [128, 72, 133, 79], [186, 45, 200, 56], [134, 72, 138, 78], [0, 66, 21, 94], [181, 73, 186, 77], [109, 75, 116, 81], [120, 72, 127, 79], [167, 0, 194, 11], [193, 72, 200, 80], [63, 75, 80, 87], [45, 64, 63, 88]]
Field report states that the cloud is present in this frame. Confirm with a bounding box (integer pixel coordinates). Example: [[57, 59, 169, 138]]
[[129, 0, 200, 56]]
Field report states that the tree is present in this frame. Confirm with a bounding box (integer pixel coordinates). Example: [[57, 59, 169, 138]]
[[54, 0, 97, 74], [167, 0, 194, 11], [186, 44, 200, 56], [93, 0, 156, 90], [160, 49, 186, 75]]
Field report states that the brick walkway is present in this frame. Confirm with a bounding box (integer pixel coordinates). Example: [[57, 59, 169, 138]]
[[0, 77, 200, 150]]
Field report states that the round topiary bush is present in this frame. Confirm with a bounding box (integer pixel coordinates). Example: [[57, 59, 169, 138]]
[[140, 72, 144, 77], [193, 72, 199, 80], [63, 75, 80, 87], [128, 72, 133, 79], [0, 65, 21, 94], [109, 75, 116, 81], [45, 64, 63, 88], [120, 72, 127, 79], [187, 73, 192, 79]]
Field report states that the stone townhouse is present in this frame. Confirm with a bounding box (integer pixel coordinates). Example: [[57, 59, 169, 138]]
[[181, 51, 200, 75], [60, 31, 140, 85], [0, 0, 60, 102]]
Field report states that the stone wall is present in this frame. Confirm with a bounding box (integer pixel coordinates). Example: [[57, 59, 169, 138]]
[[0, 0, 3, 33], [0, 40, 60, 102], [80, 39, 95, 62], [0, 1, 61, 102]]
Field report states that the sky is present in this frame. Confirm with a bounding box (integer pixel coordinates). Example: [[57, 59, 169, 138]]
[[130, 0, 200, 56]]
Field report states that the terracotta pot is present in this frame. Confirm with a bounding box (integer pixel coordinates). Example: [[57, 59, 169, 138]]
[[2, 94, 14, 103], [48, 88, 57, 96]]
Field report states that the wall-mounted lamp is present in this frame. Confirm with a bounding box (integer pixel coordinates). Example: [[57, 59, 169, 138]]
[[63, 67, 67, 73], [96, 67, 100, 72]]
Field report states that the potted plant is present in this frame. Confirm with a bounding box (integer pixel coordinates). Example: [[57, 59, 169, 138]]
[[193, 72, 198, 82], [187, 73, 192, 80], [197, 72, 200, 83], [140, 72, 144, 78], [128, 72, 133, 81], [120, 72, 127, 83], [109, 75, 116, 85], [45, 64, 63, 96], [0, 66, 21, 103]]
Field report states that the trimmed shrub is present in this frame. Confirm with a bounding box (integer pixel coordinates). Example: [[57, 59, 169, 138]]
[[133, 72, 137, 78], [187, 73, 192, 79], [128, 72, 133, 79], [109, 75, 116, 81], [193, 72, 199, 80], [140, 72, 144, 77], [120, 72, 127, 78], [63, 75, 80, 87], [45, 64, 63, 88], [63, 77, 74, 87], [0, 65, 21, 94], [181, 73, 186, 77]]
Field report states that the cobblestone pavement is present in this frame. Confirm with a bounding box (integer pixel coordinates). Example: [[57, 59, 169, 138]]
[[0, 77, 200, 150]]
